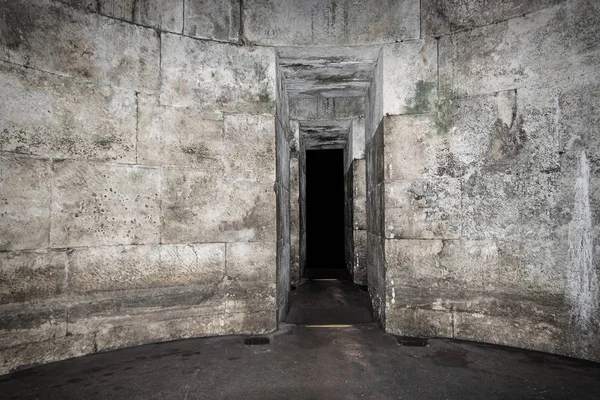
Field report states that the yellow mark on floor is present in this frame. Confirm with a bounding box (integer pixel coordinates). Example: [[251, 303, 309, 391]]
[[305, 324, 353, 328]]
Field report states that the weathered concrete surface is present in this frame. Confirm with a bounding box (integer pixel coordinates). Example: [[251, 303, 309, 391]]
[[382, 40, 438, 116], [50, 161, 161, 247], [244, 0, 419, 46], [421, 0, 564, 36], [300, 120, 351, 150], [290, 157, 300, 283], [438, 0, 600, 99], [278, 46, 379, 99], [289, 97, 364, 120], [160, 33, 275, 114], [0, 156, 52, 251], [380, 0, 600, 362], [99, 0, 184, 32], [223, 114, 276, 183], [385, 178, 461, 240], [0, 0, 160, 93], [0, 250, 67, 304], [137, 95, 224, 168], [69, 244, 225, 293], [184, 0, 239, 42], [275, 111, 291, 321], [161, 167, 276, 243], [0, 62, 136, 162]]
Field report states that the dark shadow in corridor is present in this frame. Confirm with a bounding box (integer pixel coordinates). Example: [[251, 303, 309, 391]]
[[305, 149, 345, 276]]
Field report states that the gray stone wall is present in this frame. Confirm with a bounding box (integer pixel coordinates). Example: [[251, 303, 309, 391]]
[[383, 0, 600, 361], [0, 0, 278, 374], [365, 50, 386, 323], [1, 0, 599, 374]]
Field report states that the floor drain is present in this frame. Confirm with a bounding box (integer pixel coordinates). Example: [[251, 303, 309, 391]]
[[244, 336, 270, 345], [397, 336, 428, 346]]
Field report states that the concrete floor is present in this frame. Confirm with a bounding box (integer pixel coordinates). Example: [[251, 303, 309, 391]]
[[2, 278, 599, 399]]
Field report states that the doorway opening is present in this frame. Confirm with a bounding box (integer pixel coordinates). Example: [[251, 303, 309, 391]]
[[305, 149, 347, 279]]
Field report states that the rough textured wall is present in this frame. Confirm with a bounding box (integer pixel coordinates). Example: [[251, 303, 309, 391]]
[[364, 50, 385, 322], [0, 0, 277, 374], [275, 57, 291, 321], [243, 0, 419, 46], [383, 0, 600, 361]]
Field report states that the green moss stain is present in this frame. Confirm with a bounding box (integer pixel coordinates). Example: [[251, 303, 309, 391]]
[[433, 99, 454, 134], [405, 80, 436, 114]]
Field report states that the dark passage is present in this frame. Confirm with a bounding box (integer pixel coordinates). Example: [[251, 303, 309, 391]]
[[306, 149, 345, 275]]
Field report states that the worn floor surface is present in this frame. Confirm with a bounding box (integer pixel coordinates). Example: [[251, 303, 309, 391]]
[[2, 279, 599, 399], [285, 275, 373, 325]]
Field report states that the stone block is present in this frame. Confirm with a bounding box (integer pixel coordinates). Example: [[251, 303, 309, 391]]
[[0, 333, 92, 375], [221, 114, 276, 183], [276, 240, 290, 321], [94, 310, 275, 353], [383, 40, 438, 116], [160, 33, 275, 114], [69, 243, 225, 294], [385, 239, 449, 285], [276, 186, 290, 244], [421, 0, 563, 36], [515, 239, 568, 295], [0, 62, 136, 162], [439, 0, 600, 98], [57, 0, 98, 12], [353, 229, 367, 286], [353, 197, 366, 231], [386, 307, 453, 338], [383, 114, 437, 181], [243, 0, 419, 46], [0, 156, 51, 251], [0, 250, 67, 304], [431, 93, 503, 176], [462, 171, 521, 240], [137, 95, 224, 169], [99, 0, 184, 32], [352, 117, 366, 160], [366, 182, 384, 236], [453, 311, 567, 356], [385, 178, 461, 239], [0, 0, 160, 93], [226, 241, 276, 285], [0, 302, 66, 349], [162, 167, 276, 243], [553, 82, 600, 163], [50, 161, 161, 247], [184, 0, 240, 42]]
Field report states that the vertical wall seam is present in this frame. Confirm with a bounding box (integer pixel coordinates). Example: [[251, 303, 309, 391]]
[[224, 242, 228, 276], [436, 37, 440, 99], [419, 0, 422, 40], [135, 91, 140, 164], [239, 0, 246, 44], [159, 166, 163, 244], [48, 159, 54, 249], [182, 0, 186, 34], [158, 31, 163, 105]]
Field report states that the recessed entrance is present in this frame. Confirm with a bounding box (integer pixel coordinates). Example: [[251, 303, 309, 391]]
[[305, 149, 346, 279]]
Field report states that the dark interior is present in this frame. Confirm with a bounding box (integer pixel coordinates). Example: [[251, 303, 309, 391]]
[[305, 149, 346, 273]]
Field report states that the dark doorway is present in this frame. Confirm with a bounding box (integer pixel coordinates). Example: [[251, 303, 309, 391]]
[[305, 149, 346, 277]]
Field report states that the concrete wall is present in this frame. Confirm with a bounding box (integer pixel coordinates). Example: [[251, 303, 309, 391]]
[[1, 0, 599, 374], [383, 0, 600, 361]]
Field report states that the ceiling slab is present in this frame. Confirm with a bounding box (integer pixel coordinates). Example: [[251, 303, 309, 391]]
[[300, 120, 352, 150], [278, 46, 380, 98]]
